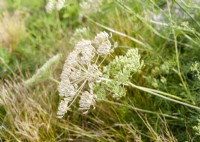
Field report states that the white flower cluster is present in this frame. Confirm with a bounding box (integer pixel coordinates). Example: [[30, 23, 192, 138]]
[[79, 90, 96, 114], [80, 0, 103, 17], [93, 32, 112, 55], [46, 0, 65, 13], [57, 31, 114, 118]]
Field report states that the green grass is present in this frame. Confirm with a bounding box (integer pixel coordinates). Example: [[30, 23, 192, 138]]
[[1, 0, 200, 141]]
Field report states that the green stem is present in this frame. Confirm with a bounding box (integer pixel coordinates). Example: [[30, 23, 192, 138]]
[[173, 31, 191, 100], [101, 99, 181, 120], [166, 1, 194, 103], [127, 82, 200, 110], [101, 77, 198, 110]]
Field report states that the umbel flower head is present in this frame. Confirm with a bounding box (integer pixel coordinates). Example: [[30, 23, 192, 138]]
[[57, 31, 144, 118], [57, 31, 113, 118], [93, 31, 112, 55], [95, 48, 144, 100]]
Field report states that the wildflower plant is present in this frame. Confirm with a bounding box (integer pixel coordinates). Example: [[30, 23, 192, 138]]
[[58, 29, 200, 118], [57, 32, 111, 117], [57, 31, 144, 118], [96, 48, 144, 99]]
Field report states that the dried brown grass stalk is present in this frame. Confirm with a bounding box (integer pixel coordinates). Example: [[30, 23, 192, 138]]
[[0, 81, 54, 141]]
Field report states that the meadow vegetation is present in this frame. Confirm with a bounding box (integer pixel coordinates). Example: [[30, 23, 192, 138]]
[[0, 0, 200, 141]]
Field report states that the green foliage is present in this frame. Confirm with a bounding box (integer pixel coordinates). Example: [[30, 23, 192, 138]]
[[1, 0, 200, 141]]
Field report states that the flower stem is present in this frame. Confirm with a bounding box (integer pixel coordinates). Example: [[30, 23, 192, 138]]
[[127, 82, 200, 110]]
